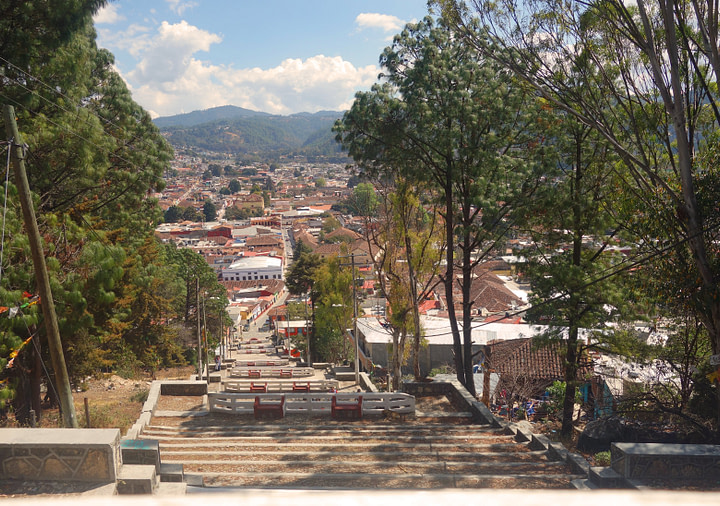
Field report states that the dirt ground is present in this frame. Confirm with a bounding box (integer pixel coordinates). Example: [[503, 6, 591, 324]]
[[1, 366, 196, 432]]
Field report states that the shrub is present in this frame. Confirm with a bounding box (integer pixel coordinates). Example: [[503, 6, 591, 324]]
[[594, 451, 611, 466]]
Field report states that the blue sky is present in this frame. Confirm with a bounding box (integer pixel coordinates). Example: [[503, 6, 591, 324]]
[[93, 0, 432, 118]]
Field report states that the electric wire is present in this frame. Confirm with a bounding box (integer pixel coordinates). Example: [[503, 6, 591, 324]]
[[0, 90, 145, 175], [368, 217, 720, 340], [22, 317, 61, 406], [0, 55, 159, 155]]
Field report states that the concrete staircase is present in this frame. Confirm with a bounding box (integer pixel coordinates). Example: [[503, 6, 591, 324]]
[[139, 418, 586, 489], [119, 438, 188, 495]]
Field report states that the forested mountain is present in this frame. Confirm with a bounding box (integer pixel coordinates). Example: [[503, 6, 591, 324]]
[[153, 105, 270, 128], [155, 107, 344, 157]]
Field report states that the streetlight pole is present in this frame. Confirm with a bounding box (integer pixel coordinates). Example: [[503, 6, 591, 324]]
[[339, 253, 361, 385]]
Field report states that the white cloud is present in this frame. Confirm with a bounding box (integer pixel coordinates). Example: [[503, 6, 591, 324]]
[[97, 24, 153, 58], [93, 4, 125, 24], [166, 0, 198, 15], [355, 13, 405, 33], [125, 53, 378, 117], [128, 21, 222, 83], [116, 20, 379, 117]]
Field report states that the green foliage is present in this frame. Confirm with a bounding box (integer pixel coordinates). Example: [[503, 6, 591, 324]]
[[228, 179, 241, 193], [0, 2, 207, 416], [203, 200, 217, 221], [159, 112, 346, 158], [224, 205, 262, 220], [594, 451, 611, 467], [335, 16, 549, 393], [349, 183, 378, 217], [164, 205, 182, 223], [312, 257, 354, 362], [130, 388, 149, 404], [545, 381, 567, 416]]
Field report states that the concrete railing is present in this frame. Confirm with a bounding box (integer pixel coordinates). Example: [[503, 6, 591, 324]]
[[229, 366, 315, 378], [208, 392, 415, 415], [234, 348, 275, 354], [234, 359, 289, 367], [223, 379, 339, 393]]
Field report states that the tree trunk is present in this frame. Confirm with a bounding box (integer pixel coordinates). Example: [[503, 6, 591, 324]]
[[461, 219, 477, 397], [562, 322, 580, 436], [392, 327, 401, 391]]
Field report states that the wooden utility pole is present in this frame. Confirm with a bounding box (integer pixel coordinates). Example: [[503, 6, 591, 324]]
[[3, 105, 78, 428]]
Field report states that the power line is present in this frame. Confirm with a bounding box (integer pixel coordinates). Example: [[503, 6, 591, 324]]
[[0, 90, 142, 172], [0, 55, 159, 154], [370, 219, 720, 340]]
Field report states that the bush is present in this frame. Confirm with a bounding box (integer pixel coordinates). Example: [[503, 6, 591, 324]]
[[130, 388, 149, 404], [594, 451, 611, 466]]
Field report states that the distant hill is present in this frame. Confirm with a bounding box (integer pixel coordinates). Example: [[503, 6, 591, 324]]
[[154, 106, 346, 158], [153, 105, 270, 128]]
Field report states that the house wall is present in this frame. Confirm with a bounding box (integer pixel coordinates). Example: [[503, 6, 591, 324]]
[[365, 339, 484, 377]]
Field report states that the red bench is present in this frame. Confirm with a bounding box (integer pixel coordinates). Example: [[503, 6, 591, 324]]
[[331, 395, 363, 420], [253, 396, 284, 419], [250, 382, 267, 393], [279, 369, 292, 378], [248, 370, 261, 378], [292, 382, 310, 392]]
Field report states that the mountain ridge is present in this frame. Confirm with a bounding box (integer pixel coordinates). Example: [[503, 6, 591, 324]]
[[153, 105, 347, 158]]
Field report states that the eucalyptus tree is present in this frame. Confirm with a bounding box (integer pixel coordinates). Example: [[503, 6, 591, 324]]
[[364, 178, 444, 388], [312, 257, 354, 363], [335, 17, 550, 394], [440, 0, 720, 423]]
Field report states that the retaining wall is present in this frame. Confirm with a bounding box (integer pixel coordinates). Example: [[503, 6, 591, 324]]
[[0, 428, 121, 483]]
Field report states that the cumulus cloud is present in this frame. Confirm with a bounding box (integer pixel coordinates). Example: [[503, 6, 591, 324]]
[[118, 21, 379, 117], [355, 13, 405, 33], [128, 54, 378, 117], [97, 24, 153, 58], [93, 4, 124, 24], [128, 21, 222, 83], [166, 0, 198, 15]]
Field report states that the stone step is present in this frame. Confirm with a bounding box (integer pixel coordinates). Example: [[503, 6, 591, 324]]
[[155, 482, 188, 495], [146, 408, 583, 490], [144, 431, 508, 441], [143, 423, 501, 434], [197, 471, 586, 489], [172, 459, 570, 474], [120, 438, 160, 469], [116, 464, 157, 495], [155, 441, 530, 453], [589, 466, 626, 488], [159, 449, 550, 462], [159, 462, 185, 482]]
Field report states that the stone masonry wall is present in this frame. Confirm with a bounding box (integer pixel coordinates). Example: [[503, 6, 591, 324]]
[[0, 428, 120, 483]]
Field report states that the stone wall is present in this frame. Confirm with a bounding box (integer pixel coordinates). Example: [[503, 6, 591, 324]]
[[0, 428, 120, 483]]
